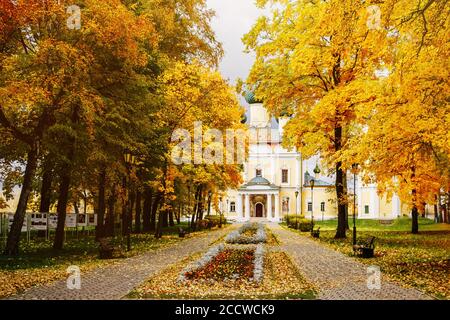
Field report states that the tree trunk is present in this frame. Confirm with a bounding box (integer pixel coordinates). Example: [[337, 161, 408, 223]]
[[121, 177, 127, 237], [3, 146, 39, 255], [105, 187, 116, 237], [53, 166, 73, 250], [39, 160, 53, 213], [334, 127, 347, 239], [446, 193, 450, 224], [169, 210, 175, 227], [155, 210, 164, 238], [134, 191, 141, 233], [434, 195, 439, 223], [142, 187, 152, 232], [411, 203, 419, 234], [129, 188, 135, 233], [96, 168, 106, 240], [176, 205, 181, 225], [162, 210, 169, 227], [150, 192, 161, 232], [190, 186, 201, 231]]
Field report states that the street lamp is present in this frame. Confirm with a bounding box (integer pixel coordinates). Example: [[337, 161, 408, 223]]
[[352, 163, 359, 246], [310, 178, 315, 233], [219, 196, 223, 228], [295, 190, 299, 229], [187, 184, 191, 232], [124, 152, 136, 252]]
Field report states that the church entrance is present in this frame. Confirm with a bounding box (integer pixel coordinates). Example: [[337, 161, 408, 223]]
[[255, 203, 264, 218]]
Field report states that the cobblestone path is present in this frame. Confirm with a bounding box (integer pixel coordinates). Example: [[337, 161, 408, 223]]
[[268, 224, 431, 300], [8, 227, 232, 300]]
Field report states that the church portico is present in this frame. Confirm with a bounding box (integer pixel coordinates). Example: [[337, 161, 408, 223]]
[[236, 176, 280, 222]]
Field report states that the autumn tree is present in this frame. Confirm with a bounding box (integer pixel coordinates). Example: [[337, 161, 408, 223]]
[[243, 0, 389, 238], [342, 0, 450, 233]]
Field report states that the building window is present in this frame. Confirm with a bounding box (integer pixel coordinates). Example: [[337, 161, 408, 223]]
[[308, 202, 312, 212], [365, 205, 370, 214], [282, 197, 290, 214], [256, 169, 262, 177], [321, 202, 325, 212], [230, 202, 236, 212], [281, 169, 289, 184]]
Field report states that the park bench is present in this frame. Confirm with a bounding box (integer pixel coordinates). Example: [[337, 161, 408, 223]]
[[178, 227, 187, 238], [311, 227, 321, 238], [98, 237, 115, 259], [353, 236, 376, 258]]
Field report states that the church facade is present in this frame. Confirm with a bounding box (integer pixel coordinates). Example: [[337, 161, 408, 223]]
[[221, 93, 407, 222]]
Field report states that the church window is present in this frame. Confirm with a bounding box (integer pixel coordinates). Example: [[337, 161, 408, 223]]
[[230, 202, 236, 212], [308, 202, 312, 212], [256, 169, 262, 177], [282, 169, 289, 183], [365, 205, 370, 214], [321, 202, 325, 212]]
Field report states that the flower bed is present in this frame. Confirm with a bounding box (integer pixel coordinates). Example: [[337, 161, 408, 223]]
[[184, 249, 255, 281], [225, 223, 267, 244], [178, 244, 224, 282], [178, 242, 265, 283]]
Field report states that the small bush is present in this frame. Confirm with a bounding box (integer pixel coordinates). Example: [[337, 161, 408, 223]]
[[204, 215, 227, 227], [287, 218, 313, 232]]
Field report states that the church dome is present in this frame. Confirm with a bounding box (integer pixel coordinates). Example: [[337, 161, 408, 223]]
[[247, 176, 271, 186], [244, 91, 263, 104]]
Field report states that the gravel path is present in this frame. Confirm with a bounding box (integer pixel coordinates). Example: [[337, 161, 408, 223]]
[[268, 223, 432, 300], [7, 227, 232, 300]]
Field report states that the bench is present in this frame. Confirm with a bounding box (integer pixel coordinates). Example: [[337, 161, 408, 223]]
[[353, 236, 376, 258], [311, 227, 321, 238], [98, 237, 115, 259], [178, 227, 187, 238]]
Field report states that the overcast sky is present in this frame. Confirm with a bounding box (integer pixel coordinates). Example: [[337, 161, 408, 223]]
[[206, 0, 269, 85]]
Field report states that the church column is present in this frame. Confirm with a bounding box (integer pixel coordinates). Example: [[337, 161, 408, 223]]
[[245, 194, 250, 221], [274, 193, 280, 222], [237, 193, 243, 221], [267, 194, 272, 221]]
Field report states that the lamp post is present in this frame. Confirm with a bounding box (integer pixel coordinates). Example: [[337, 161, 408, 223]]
[[295, 190, 299, 229], [352, 163, 359, 246], [310, 179, 315, 233], [124, 152, 136, 252], [187, 184, 191, 232], [219, 196, 223, 228]]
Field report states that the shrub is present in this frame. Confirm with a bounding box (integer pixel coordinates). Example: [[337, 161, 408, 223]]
[[196, 219, 210, 230], [204, 215, 227, 227], [287, 218, 313, 232]]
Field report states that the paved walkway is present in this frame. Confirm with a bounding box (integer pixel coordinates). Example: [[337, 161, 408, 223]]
[[8, 227, 232, 300], [268, 224, 431, 300]]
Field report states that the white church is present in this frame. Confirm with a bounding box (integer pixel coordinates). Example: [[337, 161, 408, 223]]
[[221, 92, 405, 222]]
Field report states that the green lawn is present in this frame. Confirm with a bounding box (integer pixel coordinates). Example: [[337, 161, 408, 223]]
[[288, 218, 450, 299], [314, 216, 449, 232]]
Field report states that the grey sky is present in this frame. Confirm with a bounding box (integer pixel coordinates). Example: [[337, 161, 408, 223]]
[[206, 0, 268, 85]]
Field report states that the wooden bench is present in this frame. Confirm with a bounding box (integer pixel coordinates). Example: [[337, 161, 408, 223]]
[[98, 237, 115, 259], [178, 227, 187, 238], [353, 236, 376, 258], [311, 227, 321, 238]]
